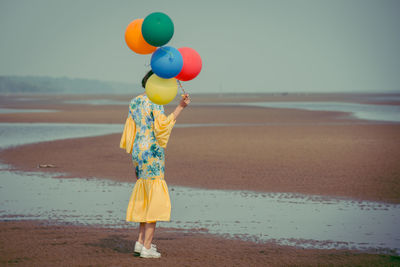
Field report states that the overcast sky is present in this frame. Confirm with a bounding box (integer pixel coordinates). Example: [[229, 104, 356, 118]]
[[0, 0, 399, 93]]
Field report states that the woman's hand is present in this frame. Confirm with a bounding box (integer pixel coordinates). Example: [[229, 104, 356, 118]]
[[172, 94, 190, 120], [179, 93, 191, 108]]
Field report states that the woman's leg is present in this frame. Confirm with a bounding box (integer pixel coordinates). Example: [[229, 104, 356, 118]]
[[143, 222, 156, 249], [137, 223, 146, 244]]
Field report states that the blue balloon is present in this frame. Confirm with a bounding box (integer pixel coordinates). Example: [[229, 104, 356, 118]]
[[151, 46, 183, 79]]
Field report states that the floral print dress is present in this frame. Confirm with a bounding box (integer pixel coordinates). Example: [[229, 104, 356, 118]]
[[125, 94, 176, 223]]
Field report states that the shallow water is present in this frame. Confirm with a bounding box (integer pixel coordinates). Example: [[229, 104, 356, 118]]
[[0, 168, 399, 255], [0, 123, 123, 149], [237, 102, 400, 122], [64, 99, 128, 105], [0, 108, 57, 114], [360, 95, 400, 102]]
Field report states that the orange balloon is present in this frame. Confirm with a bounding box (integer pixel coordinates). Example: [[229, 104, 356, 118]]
[[125, 19, 157, 55]]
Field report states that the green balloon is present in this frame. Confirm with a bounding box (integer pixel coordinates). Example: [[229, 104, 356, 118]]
[[142, 12, 174, 47]]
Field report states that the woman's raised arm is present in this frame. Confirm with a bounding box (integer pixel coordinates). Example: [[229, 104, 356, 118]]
[[172, 94, 191, 120]]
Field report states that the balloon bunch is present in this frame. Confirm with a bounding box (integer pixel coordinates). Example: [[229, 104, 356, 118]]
[[125, 12, 202, 105]]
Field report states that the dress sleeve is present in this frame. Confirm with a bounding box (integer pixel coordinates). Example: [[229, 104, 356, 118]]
[[153, 104, 176, 148], [120, 110, 136, 154]]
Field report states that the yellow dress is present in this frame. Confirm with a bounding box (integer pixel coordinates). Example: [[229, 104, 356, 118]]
[[120, 94, 176, 223]]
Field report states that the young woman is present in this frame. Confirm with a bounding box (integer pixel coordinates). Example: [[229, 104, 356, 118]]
[[121, 70, 191, 258]]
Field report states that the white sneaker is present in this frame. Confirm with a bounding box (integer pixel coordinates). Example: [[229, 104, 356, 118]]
[[134, 241, 157, 254], [140, 246, 161, 258]]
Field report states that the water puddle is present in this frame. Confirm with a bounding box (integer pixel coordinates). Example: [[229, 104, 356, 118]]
[[0, 167, 399, 255], [360, 95, 400, 102], [64, 99, 127, 105], [0, 108, 57, 114], [237, 101, 400, 122], [0, 123, 123, 148]]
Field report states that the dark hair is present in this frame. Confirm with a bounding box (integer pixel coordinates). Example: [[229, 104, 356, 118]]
[[142, 70, 154, 89]]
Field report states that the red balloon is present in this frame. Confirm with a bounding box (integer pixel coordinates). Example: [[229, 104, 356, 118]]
[[175, 47, 202, 81]]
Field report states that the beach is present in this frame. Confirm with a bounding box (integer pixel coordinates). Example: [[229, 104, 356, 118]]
[[1, 220, 396, 266], [1, 93, 400, 265]]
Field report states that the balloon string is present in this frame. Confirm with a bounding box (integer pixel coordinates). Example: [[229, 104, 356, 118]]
[[177, 80, 186, 95], [160, 47, 174, 59]]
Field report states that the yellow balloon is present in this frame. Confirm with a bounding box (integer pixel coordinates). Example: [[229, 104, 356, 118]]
[[145, 74, 178, 105]]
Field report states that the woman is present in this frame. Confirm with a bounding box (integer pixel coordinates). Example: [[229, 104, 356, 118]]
[[120, 70, 191, 258]]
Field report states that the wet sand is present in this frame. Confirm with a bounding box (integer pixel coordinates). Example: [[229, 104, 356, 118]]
[[1, 220, 397, 266], [1, 93, 400, 265]]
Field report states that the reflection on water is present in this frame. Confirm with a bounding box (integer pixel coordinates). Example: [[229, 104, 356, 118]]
[[237, 102, 400, 122], [0, 108, 57, 114], [64, 99, 127, 105], [361, 95, 400, 102], [0, 123, 123, 149], [0, 167, 399, 255]]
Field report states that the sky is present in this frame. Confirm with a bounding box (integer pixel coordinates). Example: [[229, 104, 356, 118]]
[[0, 0, 399, 93]]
